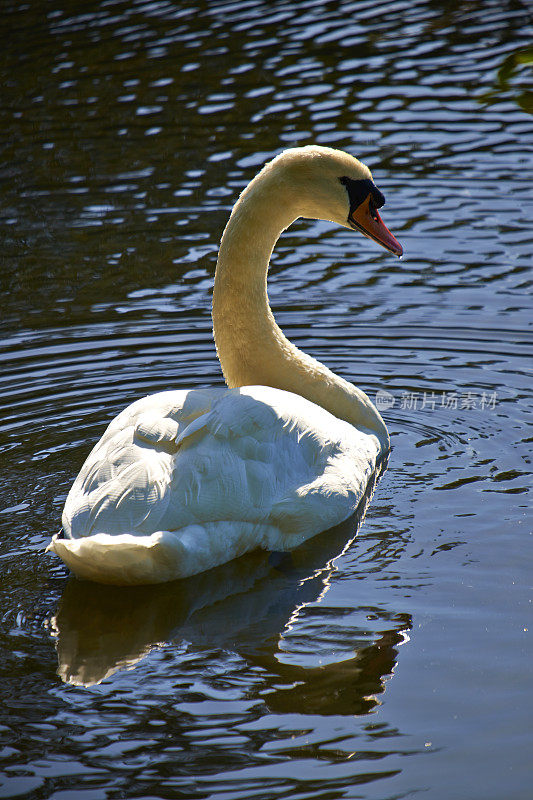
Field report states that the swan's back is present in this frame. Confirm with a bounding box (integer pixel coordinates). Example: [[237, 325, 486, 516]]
[[49, 386, 381, 584]]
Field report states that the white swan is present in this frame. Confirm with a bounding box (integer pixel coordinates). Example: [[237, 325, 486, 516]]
[[47, 145, 402, 585]]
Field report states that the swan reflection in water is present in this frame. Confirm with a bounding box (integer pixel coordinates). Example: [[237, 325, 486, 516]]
[[49, 464, 411, 714]]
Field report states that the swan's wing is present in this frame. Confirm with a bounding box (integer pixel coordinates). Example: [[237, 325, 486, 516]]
[[157, 385, 380, 541], [235, 386, 379, 543], [55, 386, 381, 583], [62, 388, 222, 539], [61, 386, 280, 538]]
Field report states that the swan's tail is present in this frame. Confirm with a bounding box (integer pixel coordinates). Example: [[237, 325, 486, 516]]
[[46, 521, 278, 585], [47, 531, 186, 585]]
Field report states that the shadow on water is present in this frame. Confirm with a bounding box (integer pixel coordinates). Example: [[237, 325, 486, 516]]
[[50, 459, 410, 714]]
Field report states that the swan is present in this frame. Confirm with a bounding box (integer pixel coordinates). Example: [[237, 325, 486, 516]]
[[47, 145, 402, 585]]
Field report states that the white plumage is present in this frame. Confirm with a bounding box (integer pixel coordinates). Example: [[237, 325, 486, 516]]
[[51, 386, 378, 584], [47, 146, 402, 584]]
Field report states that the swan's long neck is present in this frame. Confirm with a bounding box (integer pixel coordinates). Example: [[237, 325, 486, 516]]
[[212, 168, 389, 448]]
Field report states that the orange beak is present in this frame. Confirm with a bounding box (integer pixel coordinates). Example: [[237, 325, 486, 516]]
[[349, 195, 403, 257]]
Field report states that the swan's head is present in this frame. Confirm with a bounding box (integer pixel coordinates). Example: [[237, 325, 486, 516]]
[[267, 145, 403, 257]]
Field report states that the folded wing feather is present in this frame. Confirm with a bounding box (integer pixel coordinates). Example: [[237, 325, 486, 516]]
[[55, 385, 379, 582]]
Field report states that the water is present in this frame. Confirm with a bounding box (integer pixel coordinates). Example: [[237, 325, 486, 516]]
[[1, 0, 532, 797]]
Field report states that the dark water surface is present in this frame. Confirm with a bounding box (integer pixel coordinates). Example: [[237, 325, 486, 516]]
[[1, 1, 532, 798]]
